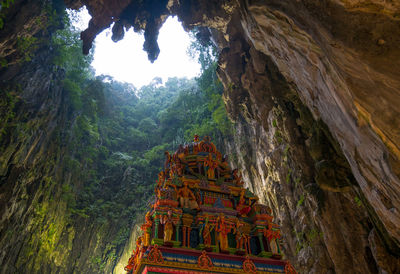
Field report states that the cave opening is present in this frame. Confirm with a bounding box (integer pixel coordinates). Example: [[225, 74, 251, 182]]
[[69, 7, 201, 88], [0, 0, 399, 273]]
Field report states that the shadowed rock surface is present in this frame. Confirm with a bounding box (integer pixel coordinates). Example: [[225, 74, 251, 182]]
[[0, 0, 399, 273]]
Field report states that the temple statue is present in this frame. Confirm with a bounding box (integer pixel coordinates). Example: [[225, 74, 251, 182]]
[[215, 214, 231, 251], [232, 168, 244, 186], [164, 151, 171, 174], [161, 210, 175, 242], [201, 215, 214, 247], [156, 171, 165, 188], [263, 223, 282, 254], [204, 153, 218, 179], [177, 181, 198, 209], [125, 135, 296, 274], [141, 212, 152, 247], [234, 219, 248, 251]]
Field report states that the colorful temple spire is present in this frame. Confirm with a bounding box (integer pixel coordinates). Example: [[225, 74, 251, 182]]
[[125, 136, 296, 274]]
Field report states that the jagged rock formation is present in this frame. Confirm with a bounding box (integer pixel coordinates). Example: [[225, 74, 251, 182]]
[[1, 0, 399, 273], [66, 0, 400, 273], [0, 2, 150, 273]]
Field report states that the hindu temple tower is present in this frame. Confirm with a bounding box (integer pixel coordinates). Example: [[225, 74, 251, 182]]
[[125, 136, 296, 274]]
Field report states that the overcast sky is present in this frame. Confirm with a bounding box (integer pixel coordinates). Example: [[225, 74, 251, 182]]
[[70, 7, 200, 88]]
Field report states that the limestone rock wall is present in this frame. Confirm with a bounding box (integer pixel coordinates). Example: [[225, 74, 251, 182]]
[[0, 2, 137, 273], [219, 41, 399, 272], [212, 1, 400, 273], [155, 0, 399, 272], [0, 0, 399, 273], [179, 0, 400, 272]]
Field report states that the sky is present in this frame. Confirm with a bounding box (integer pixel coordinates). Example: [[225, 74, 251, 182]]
[[70, 7, 201, 88]]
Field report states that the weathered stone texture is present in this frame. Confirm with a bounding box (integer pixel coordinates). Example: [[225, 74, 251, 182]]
[[0, 0, 399, 273]]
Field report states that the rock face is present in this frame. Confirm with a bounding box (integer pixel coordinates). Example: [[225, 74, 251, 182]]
[[71, 0, 400, 272], [211, 2, 400, 272], [0, 0, 399, 273], [0, 2, 145, 273]]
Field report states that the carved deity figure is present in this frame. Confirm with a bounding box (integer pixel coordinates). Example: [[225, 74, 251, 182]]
[[234, 219, 248, 251], [233, 169, 243, 186], [177, 182, 199, 209], [155, 171, 165, 197], [141, 212, 153, 246], [270, 238, 279, 254], [161, 210, 176, 242], [202, 215, 214, 247], [126, 236, 143, 271], [216, 214, 231, 251], [175, 159, 184, 176], [236, 189, 252, 217], [134, 236, 143, 265], [164, 151, 172, 175], [219, 155, 230, 174], [204, 153, 219, 179], [193, 135, 201, 154], [263, 224, 281, 254], [157, 171, 165, 188]]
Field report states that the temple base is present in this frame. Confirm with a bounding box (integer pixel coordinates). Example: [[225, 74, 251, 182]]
[[271, 253, 283, 259], [258, 251, 273, 258], [219, 249, 230, 254], [163, 241, 173, 248], [151, 238, 164, 246], [133, 246, 287, 274], [235, 249, 246, 256]]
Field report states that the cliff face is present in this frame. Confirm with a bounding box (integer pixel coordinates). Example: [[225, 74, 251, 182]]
[[211, 2, 400, 273], [0, 2, 144, 273], [1, 0, 399, 273], [73, 0, 400, 272]]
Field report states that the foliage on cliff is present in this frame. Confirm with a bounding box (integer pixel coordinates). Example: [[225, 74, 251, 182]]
[[0, 5, 231, 272]]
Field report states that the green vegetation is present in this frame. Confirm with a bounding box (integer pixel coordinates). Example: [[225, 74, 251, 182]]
[[286, 169, 292, 183], [354, 196, 362, 207], [274, 129, 283, 144], [293, 228, 322, 254], [1, 6, 233, 272], [297, 195, 305, 207], [0, 87, 22, 142], [16, 36, 39, 62], [294, 176, 301, 186], [19, 12, 232, 271], [0, 0, 14, 29]]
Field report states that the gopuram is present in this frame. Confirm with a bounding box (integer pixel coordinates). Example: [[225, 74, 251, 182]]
[[125, 135, 296, 274]]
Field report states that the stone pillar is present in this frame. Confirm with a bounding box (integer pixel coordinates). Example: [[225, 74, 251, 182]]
[[258, 233, 265, 252], [183, 226, 187, 247], [247, 236, 251, 255], [182, 213, 193, 248], [199, 222, 204, 244], [154, 218, 160, 239], [187, 227, 192, 247], [176, 223, 180, 242]]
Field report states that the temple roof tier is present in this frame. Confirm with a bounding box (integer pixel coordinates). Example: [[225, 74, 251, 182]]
[[125, 136, 296, 274]]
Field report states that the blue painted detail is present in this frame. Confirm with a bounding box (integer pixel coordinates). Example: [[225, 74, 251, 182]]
[[213, 197, 224, 208], [212, 257, 241, 268], [250, 235, 261, 255], [161, 250, 285, 272], [254, 262, 285, 273], [190, 228, 199, 248]]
